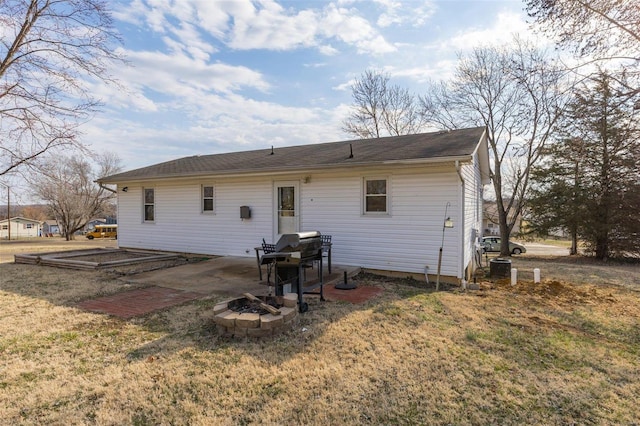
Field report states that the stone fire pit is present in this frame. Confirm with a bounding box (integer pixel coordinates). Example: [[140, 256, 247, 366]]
[[213, 293, 298, 337]]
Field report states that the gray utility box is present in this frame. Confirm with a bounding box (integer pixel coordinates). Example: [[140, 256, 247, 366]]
[[240, 206, 251, 219]]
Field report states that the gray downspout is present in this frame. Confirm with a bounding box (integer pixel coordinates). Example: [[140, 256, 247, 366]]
[[98, 183, 117, 194], [455, 161, 466, 289]]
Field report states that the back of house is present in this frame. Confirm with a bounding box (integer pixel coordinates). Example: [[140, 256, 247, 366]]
[[98, 127, 490, 284]]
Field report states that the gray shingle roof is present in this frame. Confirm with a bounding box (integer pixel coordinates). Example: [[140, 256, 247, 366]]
[[99, 127, 486, 183]]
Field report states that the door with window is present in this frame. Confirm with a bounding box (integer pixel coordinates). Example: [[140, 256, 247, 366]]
[[274, 181, 299, 238]]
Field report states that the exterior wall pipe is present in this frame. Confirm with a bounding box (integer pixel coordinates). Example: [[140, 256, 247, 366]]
[[455, 160, 466, 285], [97, 183, 117, 194]]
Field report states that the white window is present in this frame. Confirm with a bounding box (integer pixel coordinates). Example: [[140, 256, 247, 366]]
[[202, 185, 215, 213], [143, 188, 155, 222], [25, 223, 33, 229], [363, 177, 389, 214]]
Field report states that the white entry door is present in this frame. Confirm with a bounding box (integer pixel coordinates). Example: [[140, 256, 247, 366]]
[[274, 181, 299, 238]]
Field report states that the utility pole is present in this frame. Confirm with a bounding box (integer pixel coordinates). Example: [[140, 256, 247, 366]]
[[0, 183, 9, 240], [7, 186, 9, 241]]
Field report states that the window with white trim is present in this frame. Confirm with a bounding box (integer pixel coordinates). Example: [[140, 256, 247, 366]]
[[202, 185, 215, 213], [363, 177, 389, 214], [144, 188, 155, 222]]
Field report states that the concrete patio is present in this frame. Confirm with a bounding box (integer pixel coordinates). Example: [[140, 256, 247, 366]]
[[78, 255, 369, 318], [124, 255, 360, 297]]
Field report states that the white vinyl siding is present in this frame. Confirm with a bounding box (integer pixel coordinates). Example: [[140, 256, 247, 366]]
[[118, 179, 273, 256], [115, 161, 482, 278], [300, 167, 460, 276], [460, 158, 483, 280]]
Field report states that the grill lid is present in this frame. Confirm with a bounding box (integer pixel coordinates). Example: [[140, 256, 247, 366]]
[[275, 231, 321, 253]]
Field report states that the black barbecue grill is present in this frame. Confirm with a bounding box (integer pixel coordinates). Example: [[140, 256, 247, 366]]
[[260, 231, 325, 312]]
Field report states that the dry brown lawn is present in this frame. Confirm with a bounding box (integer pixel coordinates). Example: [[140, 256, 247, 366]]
[[1, 240, 639, 425]]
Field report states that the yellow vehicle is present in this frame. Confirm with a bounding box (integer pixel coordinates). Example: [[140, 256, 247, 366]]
[[86, 224, 117, 240]]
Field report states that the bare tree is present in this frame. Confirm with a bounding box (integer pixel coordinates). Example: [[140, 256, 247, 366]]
[[0, 0, 123, 177], [32, 153, 121, 240], [383, 84, 425, 136], [421, 39, 568, 256], [343, 70, 425, 138], [526, 0, 639, 60], [526, 0, 639, 97], [20, 204, 48, 222]]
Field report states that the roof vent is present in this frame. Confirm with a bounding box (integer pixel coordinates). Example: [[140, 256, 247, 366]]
[[348, 143, 354, 159], [270, 146, 274, 155]]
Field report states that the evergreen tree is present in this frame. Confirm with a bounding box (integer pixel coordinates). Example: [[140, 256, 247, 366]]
[[528, 138, 587, 255], [528, 70, 640, 259]]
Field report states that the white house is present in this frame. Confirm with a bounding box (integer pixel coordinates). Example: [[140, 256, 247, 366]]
[[0, 217, 43, 239], [99, 127, 491, 283], [43, 219, 60, 236]]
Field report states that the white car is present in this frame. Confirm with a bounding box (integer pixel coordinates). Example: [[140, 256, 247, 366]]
[[482, 236, 526, 255]]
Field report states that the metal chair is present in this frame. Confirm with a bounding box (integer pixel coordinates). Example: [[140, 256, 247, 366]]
[[262, 239, 276, 254], [256, 239, 277, 281], [320, 234, 332, 274]]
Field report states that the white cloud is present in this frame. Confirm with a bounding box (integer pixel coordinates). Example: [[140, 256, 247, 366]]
[[318, 44, 339, 56], [332, 78, 356, 92], [384, 60, 457, 83], [448, 11, 544, 50], [227, 1, 319, 50], [84, 96, 348, 171], [119, 0, 396, 56], [169, 22, 217, 61], [119, 49, 270, 95], [374, 8, 553, 86], [320, 4, 396, 54], [303, 62, 328, 68], [375, 0, 435, 28]]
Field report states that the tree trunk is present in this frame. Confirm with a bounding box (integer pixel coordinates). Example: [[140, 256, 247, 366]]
[[570, 227, 578, 255], [595, 237, 608, 260], [495, 190, 513, 257]]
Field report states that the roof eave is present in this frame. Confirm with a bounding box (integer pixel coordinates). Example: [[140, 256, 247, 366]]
[[98, 155, 472, 185]]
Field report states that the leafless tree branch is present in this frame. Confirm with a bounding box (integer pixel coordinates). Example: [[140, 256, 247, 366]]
[[0, 0, 124, 177]]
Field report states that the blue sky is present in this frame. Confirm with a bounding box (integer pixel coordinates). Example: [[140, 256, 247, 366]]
[[82, 0, 546, 174]]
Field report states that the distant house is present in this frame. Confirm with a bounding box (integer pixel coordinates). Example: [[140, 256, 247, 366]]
[[43, 220, 60, 235], [482, 201, 523, 236], [86, 219, 107, 231], [84, 217, 117, 232], [99, 127, 491, 283], [0, 217, 43, 239]]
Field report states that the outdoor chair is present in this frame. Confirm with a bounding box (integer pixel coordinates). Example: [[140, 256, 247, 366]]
[[256, 239, 277, 281], [320, 234, 332, 274]]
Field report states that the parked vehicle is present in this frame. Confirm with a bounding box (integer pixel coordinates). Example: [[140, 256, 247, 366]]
[[86, 224, 117, 240], [482, 236, 526, 255]]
